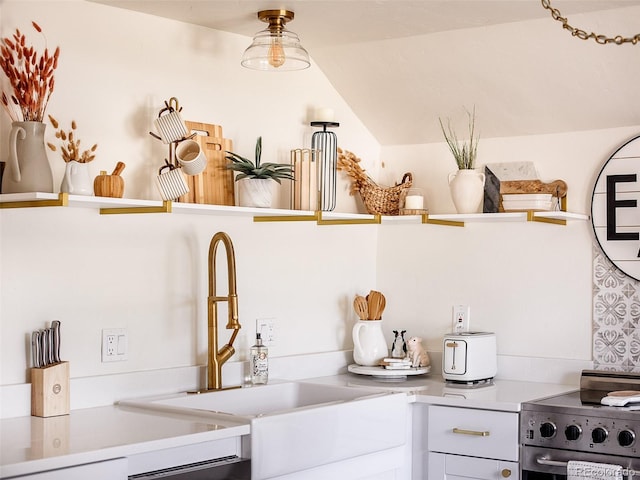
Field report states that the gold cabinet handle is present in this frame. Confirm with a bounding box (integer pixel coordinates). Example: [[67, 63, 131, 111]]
[[452, 427, 491, 437], [501, 469, 512, 478]]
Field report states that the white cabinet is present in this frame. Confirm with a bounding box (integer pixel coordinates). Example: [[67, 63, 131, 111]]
[[428, 452, 518, 480], [9, 458, 127, 479], [423, 405, 520, 480], [427, 405, 519, 461]]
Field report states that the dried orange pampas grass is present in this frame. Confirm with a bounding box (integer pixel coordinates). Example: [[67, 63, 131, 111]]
[[0, 21, 59, 122], [47, 115, 98, 163]]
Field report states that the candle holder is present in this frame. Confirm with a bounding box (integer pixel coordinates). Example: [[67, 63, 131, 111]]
[[290, 148, 320, 210], [311, 121, 339, 211], [400, 187, 428, 215]]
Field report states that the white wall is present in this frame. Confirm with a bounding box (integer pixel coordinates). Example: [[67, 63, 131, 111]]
[[2, 0, 638, 392], [0, 0, 379, 386], [0, 0, 380, 206], [376, 126, 640, 360]]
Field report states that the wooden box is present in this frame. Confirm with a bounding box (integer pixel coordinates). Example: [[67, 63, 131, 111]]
[[180, 121, 235, 206], [31, 361, 70, 417]]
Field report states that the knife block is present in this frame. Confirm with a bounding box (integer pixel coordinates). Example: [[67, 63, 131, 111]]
[[31, 361, 70, 417], [30, 415, 70, 456]]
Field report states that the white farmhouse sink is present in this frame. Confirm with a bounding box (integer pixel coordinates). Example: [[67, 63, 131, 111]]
[[121, 381, 408, 479]]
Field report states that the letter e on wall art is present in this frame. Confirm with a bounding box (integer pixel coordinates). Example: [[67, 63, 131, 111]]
[[592, 135, 640, 281]]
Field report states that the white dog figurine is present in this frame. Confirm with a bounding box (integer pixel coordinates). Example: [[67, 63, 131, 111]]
[[406, 336, 430, 368]]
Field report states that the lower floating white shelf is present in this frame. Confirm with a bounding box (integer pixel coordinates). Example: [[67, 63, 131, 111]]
[[0, 193, 589, 225]]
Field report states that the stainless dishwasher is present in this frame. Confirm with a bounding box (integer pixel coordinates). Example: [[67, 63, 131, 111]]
[[128, 455, 250, 480]]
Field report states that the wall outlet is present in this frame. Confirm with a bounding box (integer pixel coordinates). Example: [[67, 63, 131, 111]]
[[452, 305, 470, 333], [256, 318, 276, 346], [102, 328, 128, 362]]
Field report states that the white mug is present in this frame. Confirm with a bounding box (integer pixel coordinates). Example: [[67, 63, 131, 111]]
[[156, 164, 189, 201], [153, 109, 188, 144], [176, 140, 207, 176]]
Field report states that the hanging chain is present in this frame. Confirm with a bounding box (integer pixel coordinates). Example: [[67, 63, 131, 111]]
[[541, 0, 640, 45]]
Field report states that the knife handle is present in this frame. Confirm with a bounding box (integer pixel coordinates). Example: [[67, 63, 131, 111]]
[[31, 331, 41, 368], [52, 320, 61, 363], [40, 329, 49, 367]]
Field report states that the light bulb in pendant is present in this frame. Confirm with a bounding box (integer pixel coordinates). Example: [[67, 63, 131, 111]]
[[268, 37, 285, 68]]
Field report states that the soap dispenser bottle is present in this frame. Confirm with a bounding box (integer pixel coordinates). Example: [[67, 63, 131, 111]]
[[250, 333, 268, 384]]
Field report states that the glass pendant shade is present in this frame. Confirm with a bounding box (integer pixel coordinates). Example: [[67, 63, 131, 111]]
[[241, 10, 310, 71], [242, 28, 310, 71]]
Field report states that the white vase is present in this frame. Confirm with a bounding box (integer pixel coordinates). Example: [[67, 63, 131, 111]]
[[2, 121, 54, 193], [448, 169, 485, 214], [352, 320, 388, 366], [237, 178, 274, 208], [60, 161, 93, 195]]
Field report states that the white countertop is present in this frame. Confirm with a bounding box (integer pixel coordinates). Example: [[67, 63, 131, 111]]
[[304, 373, 578, 412], [0, 405, 249, 479], [0, 373, 576, 478]]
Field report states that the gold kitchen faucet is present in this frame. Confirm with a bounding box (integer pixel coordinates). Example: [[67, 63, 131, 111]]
[[207, 232, 241, 390]]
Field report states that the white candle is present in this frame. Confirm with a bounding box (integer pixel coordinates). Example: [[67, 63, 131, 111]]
[[404, 195, 424, 210], [315, 107, 334, 122]]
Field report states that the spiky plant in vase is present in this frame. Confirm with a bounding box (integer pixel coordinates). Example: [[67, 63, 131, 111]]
[[226, 136, 293, 208], [438, 107, 479, 170], [439, 107, 485, 214]]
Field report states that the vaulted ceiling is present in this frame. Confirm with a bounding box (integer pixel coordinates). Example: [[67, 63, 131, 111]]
[[91, 0, 640, 144]]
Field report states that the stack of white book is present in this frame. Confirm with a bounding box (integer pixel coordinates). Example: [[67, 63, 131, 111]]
[[502, 193, 555, 211], [379, 357, 413, 370]]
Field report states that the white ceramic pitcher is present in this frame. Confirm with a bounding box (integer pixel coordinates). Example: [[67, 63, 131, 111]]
[[60, 160, 93, 195], [352, 320, 388, 366]]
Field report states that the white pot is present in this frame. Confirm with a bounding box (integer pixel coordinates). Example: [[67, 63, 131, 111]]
[[237, 178, 274, 208], [448, 169, 485, 214]]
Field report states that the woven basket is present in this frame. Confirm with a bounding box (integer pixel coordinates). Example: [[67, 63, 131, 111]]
[[337, 148, 413, 216], [358, 173, 413, 215]]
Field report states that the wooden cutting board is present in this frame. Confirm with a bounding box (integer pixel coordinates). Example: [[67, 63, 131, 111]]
[[180, 121, 235, 206], [500, 179, 568, 197]]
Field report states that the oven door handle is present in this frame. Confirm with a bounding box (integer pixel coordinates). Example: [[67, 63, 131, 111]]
[[536, 456, 568, 468]]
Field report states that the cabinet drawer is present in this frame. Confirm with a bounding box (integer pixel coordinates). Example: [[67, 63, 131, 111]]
[[427, 405, 519, 461], [428, 452, 519, 480]]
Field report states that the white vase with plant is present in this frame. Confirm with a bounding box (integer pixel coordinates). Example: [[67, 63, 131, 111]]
[[0, 21, 59, 194], [439, 107, 485, 214], [226, 136, 293, 208], [47, 116, 98, 195]]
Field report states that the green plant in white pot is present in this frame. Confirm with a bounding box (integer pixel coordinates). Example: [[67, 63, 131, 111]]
[[226, 136, 293, 208], [439, 107, 485, 214]]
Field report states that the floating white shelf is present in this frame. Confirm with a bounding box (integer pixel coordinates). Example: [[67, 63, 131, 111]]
[[0, 193, 588, 226]]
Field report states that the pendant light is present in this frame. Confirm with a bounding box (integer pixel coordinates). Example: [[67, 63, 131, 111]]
[[241, 10, 310, 71]]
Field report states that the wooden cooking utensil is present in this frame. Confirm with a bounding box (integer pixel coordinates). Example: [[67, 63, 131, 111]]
[[353, 295, 369, 320], [376, 292, 386, 320], [367, 290, 384, 320]]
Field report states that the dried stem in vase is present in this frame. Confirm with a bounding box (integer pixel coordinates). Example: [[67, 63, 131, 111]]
[[0, 21, 59, 122]]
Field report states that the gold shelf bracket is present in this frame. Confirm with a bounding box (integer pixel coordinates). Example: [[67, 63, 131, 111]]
[[0, 193, 69, 209], [100, 201, 172, 215], [528, 211, 567, 226], [526, 196, 568, 225], [253, 212, 319, 223], [423, 214, 465, 227], [316, 212, 381, 225]]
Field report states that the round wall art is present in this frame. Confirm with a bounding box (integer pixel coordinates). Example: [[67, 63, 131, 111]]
[[591, 134, 640, 281]]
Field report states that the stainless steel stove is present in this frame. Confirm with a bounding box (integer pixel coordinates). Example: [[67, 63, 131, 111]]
[[520, 370, 640, 479]]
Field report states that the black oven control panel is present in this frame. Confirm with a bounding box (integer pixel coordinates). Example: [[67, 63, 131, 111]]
[[520, 410, 638, 457]]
